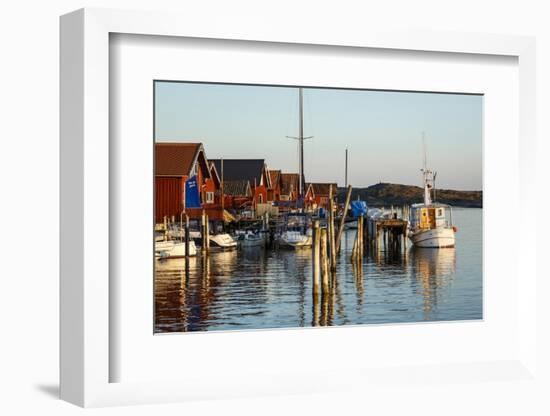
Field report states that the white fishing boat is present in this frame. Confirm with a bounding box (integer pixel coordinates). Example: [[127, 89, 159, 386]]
[[155, 239, 197, 259], [408, 138, 456, 248]]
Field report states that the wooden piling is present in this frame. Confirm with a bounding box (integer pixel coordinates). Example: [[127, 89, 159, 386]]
[[320, 228, 330, 294], [184, 214, 190, 272], [312, 220, 321, 297], [403, 222, 408, 254], [351, 225, 358, 260], [376, 225, 381, 256], [328, 186, 337, 271], [205, 214, 210, 251], [357, 215, 365, 261], [335, 185, 353, 255]]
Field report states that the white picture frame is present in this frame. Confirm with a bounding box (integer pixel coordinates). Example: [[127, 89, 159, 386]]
[[60, 8, 537, 407]]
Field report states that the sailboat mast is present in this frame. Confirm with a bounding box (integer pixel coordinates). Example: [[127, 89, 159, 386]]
[[345, 147, 348, 188], [298, 87, 304, 198]]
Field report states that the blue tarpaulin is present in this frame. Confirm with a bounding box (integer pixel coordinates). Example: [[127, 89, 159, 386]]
[[350, 200, 367, 218], [185, 175, 201, 208], [318, 207, 326, 218]]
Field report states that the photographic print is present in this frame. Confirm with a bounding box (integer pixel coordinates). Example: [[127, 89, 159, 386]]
[[154, 81, 482, 333]]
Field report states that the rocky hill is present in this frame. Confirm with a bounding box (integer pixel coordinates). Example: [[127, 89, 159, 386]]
[[337, 182, 482, 208]]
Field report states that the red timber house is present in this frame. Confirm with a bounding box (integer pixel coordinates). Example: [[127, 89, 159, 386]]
[[280, 173, 300, 201], [155, 142, 221, 223], [209, 159, 272, 210], [267, 169, 282, 202], [305, 183, 338, 210], [222, 180, 253, 210]]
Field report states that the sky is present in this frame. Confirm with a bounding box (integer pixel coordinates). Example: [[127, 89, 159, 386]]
[[155, 81, 483, 190]]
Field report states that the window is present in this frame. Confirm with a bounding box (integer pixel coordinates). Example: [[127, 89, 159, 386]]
[[258, 194, 263, 203], [206, 192, 214, 203]]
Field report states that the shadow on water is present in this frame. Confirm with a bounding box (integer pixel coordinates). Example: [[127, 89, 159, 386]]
[[155, 209, 480, 333]]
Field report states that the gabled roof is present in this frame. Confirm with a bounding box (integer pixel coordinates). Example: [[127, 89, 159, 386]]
[[306, 182, 338, 196], [208, 161, 221, 187], [210, 159, 270, 187], [280, 173, 300, 195], [268, 169, 281, 189], [155, 142, 210, 178], [223, 180, 252, 197]]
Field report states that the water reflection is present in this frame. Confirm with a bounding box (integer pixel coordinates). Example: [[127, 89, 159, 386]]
[[155, 209, 479, 333], [410, 247, 456, 321]]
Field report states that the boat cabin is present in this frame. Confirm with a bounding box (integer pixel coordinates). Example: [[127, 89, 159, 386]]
[[411, 204, 452, 231]]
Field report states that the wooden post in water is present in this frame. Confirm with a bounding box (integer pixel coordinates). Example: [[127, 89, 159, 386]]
[[364, 217, 369, 251], [335, 185, 353, 255], [185, 214, 190, 272], [376, 225, 381, 257], [355, 216, 362, 261], [320, 228, 330, 295], [201, 211, 207, 254], [312, 220, 321, 297], [358, 216, 364, 260], [328, 186, 337, 271], [204, 215, 210, 250], [403, 222, 409, 256], [351, 225, 358, 260]]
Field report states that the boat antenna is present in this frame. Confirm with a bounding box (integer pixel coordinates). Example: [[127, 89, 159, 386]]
[[433, 171, 437, 202], [286, 87, 313, 199], [421, 132, 432, 206], [422, 131, 427, 171]]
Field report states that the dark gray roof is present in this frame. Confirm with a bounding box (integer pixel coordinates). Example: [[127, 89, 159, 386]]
[[223, 180, 251, 197], [210, 159, 266, 186]]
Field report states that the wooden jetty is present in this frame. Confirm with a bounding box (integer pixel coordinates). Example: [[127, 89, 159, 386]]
[[365, 214, 408, 254]]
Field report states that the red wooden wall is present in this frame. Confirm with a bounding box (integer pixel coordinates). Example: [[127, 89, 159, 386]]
[[155, 177, 184, 223]]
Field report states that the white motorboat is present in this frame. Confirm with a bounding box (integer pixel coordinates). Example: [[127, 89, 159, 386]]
[[210, 233, 238, 249], [235, 231, 265, 248], [155, 239, 197, 259], [408, 139, 456, 248], [279, 230, 312, 249], [189, 231, 237, 250], [277, 213, 312, 249]]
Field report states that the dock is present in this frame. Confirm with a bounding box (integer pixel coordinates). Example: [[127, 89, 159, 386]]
[[365, 212, 408, 254]]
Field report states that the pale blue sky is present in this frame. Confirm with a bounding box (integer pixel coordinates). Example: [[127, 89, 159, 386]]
[[155, 82, 482, 190]]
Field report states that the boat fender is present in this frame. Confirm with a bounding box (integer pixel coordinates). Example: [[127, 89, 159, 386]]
[[453, 226, 458, 233]]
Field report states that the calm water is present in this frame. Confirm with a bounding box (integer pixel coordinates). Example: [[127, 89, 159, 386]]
[[155, 208, 482, 333]]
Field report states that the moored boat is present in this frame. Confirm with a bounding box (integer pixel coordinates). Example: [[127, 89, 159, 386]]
[[235, 231, 265, 248], [155, 239, 197, 259], [279, 230, 312, 248], [408, 139, 456, 248], [277, 212, 312, 249], [189, 231, 238, 250]]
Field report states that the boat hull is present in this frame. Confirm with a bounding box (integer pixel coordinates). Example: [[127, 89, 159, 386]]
[[278, 234, 312, 249], [209, 233, 238, 250], [155, 240, 197, 259], [237, 235, 265, 248], [409, 227, 455, 248]]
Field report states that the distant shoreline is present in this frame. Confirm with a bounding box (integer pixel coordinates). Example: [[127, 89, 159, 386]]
[[337, 182, 482, 208]]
